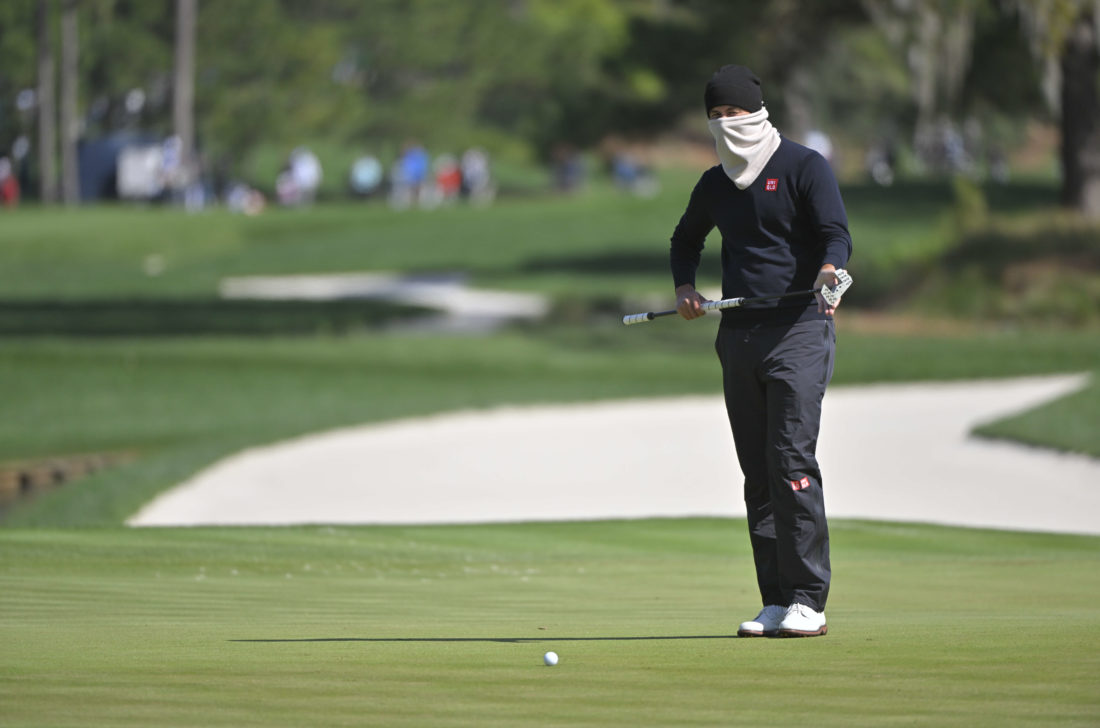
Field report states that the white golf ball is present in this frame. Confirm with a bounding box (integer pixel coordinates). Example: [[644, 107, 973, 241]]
[[543, 651, 559, 666]]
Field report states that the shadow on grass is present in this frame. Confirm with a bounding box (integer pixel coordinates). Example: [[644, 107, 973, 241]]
[[231, 635, 736, 644]]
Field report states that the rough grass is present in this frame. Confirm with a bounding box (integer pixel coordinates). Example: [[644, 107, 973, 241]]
[[2, 520, 1097, 727]]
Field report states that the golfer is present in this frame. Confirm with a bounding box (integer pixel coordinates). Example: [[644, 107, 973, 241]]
[[669, 65, 852, 637]]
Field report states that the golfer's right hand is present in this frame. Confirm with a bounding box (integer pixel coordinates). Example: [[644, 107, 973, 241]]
[[675, 284, 708, 320]]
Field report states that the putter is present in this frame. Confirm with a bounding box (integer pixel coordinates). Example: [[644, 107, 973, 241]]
[[623, 269, 852, 326]]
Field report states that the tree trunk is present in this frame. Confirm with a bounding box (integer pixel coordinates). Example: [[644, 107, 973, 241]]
[[173, 0, 197, 192], [1060, 8, 1100, 216], [59, 0, 79, 205], [36, 0, 58, 204]]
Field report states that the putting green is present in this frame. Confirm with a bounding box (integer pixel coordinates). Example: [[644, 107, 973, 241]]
[[2, 519, 1097, 726]]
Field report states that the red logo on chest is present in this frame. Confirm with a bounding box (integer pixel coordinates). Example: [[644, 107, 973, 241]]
[[765, 178, 779, 191]]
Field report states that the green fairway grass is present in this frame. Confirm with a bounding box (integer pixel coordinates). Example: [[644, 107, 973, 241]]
[[2, 180, 1097, 726], [1, 520, 1097, 727]]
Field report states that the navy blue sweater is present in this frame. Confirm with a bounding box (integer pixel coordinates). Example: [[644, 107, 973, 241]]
[[670, 137, 852, 328]]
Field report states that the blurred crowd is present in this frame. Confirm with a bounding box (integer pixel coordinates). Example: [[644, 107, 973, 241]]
[[552, 139, 660, 198], [374, 142, 495, 210], [0, 130, 666, 213], [0, 117, 1018, 213], [21, 134, 503, 216], [187, 141, 496, 216]]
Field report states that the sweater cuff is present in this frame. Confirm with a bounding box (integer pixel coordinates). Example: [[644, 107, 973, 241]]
[[673, 275, 695, 290], [822, 249, 849, 271]]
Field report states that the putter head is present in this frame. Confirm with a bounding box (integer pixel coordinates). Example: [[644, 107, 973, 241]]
[[820, 269, 853, 307]]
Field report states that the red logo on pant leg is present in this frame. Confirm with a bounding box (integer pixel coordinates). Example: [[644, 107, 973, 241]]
[[790, 476, 811, 491], [765, 178, 779, 191]]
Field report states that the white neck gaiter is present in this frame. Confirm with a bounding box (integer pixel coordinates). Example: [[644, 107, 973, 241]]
[[707, 108, 782, 190]]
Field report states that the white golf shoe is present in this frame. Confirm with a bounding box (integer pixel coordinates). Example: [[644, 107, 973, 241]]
[[737, 605, 787, 637], [777, 603, 827, 637]]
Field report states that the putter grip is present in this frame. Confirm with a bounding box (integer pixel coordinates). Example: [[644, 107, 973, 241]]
[[622, 297, 746, 325], [702, 297, 744, 312], [622, 312, 655, 325]]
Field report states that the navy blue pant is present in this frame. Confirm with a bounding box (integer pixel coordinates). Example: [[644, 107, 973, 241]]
[[716, 319, 834, 612]]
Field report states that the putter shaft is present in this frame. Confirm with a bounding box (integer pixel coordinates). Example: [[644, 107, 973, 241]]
[[622, 270, 852, 326]]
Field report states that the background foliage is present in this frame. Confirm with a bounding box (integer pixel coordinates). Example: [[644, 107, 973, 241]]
[[0, 0, 1088, 190]]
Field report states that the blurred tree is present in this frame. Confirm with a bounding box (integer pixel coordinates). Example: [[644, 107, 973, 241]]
[[580, 0, 770, 139], [80, 0, 173, 136], [0, 1, 37, 198], [543, 0, 869, 150], [751, 0, 870, 140], [330, 0, 642, 157], [860, 0, 1100, 206], [2, 0, 1094, 197], [861, 0, 983, 172], [811, 24, 911, 140], [195, 0, 365, 170], [59, 0, 78, 204], [1055, 3, 1100, 215], [173, 0, 195, 187], [36, 0, 58, 202], [963, 2, 1044, 117], [1014, 0, 1100, 216]]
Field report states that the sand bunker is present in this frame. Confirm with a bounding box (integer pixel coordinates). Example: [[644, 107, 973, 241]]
[[129, 374, 1098, 535]]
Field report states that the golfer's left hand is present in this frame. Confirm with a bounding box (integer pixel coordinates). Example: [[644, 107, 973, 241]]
[[814, 266, 841, 316]]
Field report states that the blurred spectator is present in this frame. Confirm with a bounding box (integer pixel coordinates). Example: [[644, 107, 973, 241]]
[[434, 154, 463, 204], [866, 139, 897, 187], [276, 161, 301, 206], [611, 150, 659, 198], [161, 135, 183, 197], [603, 137, 658, 198], [12, 136, 30, 196], [0, 157, 19, 207], [389, 141, 430, 209], [349, 154, 384, 199], [184, 178, 207, 212], [553, 143, 585, 192], [290, 147, 323, 204], [182, 150, 209, 212], [225, 181, 265, 216], [943, 123, 969, 174], [460, 147, 495, 204], [611, 150, 640, 189], [914, 118, 977, 176]]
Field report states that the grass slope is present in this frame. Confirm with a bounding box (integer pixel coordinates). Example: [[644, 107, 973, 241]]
[[2, 519, 1097, 727]]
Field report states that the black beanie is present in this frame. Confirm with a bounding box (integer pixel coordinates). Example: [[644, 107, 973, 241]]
[[704, 65, 763, 113]]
